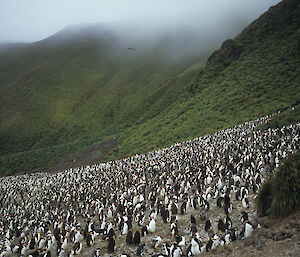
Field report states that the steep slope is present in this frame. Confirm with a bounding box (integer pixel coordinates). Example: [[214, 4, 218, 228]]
[[0, 25, 207, 174], [108, 0, 300, 160], [1, 0, 299, 175]]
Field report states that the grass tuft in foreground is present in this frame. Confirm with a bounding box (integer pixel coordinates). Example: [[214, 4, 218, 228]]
[[257, 151, 300, 217]]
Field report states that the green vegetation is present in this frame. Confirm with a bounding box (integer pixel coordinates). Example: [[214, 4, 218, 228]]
[[0, 0, 300, 175], [0, 33, 205, 174], [256, 105, 300, 131], [257, 151, 300, 217], [108, 0, 300, 160]]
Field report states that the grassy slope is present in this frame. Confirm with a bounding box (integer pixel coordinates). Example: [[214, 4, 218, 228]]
[[0, 30, 205, 174], [108, 0, 300, 160], [256, 105, 300, 131], [1, 0, 300, 175], [257, 151, 300, 217]]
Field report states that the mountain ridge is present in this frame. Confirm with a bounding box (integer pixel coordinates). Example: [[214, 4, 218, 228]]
[[0, 0, 299, 175]]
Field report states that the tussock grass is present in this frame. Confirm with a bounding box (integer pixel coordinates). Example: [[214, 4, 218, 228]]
[[257, 151, 300, 217]]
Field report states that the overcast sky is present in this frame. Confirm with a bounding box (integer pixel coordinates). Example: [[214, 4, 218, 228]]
[[0, 0, 281, 43]]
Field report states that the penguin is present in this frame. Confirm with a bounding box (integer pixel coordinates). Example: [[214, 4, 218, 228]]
[[241, 211, 248, 222], [200, 209, 206, 220], [190, 214, 196, 224], [216, 196, 223, 208], [133, 230, 141, 246], [180, 201, 187, 215], [107, 227, 115, 239], [122, 222, 129, 235], [191, 223, 197, 235], [86, 232, 92, 247], [150, 209, 158, 220], [44, 251, 51, 257], [137, 212, 145, 227], [229, 228, 237, 242], [224, 202, 232, 215], [100, 219, 106, 234], [39, 236, 47, 249], [136, 243, 145, 256], [190, 237, 202, 256], [217, 219, 226, 233], [225, 215, 232, 229], [91, 248, 101, 257], [148, 218, 156, 233], [242, 197, 249, 209], [161, 206, 169, 223], [212, 234, 221, 248], [206, 239, 213, 252], [12, 244, 20, 254], [163, 242, 171, 256], [126, 230, 133, 245], [29, 237, 36, 249], [224, 233, 231, 245], [171, 202, 178, 215], [243, 222, 254, 238], [141, 225, 148, 237], [152, 235, 163, 249], [72, 242, 82, 255], [224, 194, 230, 206], [29, 248, 44, 257], [91, 231, 97, 245], [205, 219, 211, 232], [108, 235, 116, 253], [58, 249, 65, 257], [172, 245, 183, 257], [204, 200, 210, 211], [61, 237, 68, 250], [176, 236, 185, 248], [171, 222, 178, 236], [74, 230, 84, 243]]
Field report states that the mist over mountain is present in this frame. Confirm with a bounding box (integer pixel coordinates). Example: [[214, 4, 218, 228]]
[[0, 0, 280, 42], [0, 0, 299, 175]]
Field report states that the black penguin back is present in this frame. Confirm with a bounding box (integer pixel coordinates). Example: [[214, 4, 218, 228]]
[[108, 236, 115, 253], [205, 219, 211, 231], [126, 230, 133, 245], [133, 231, 141, 246]]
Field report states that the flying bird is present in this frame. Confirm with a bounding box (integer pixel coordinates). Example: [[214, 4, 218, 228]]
[[123, 47, 136, 51]]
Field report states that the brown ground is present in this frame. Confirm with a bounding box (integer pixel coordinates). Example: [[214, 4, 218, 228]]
[[205, 209, 300, 257], [37, 138, 119, 174]]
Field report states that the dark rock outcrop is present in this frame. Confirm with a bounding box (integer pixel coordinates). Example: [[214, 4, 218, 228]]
[[207, 39, 243, 68]]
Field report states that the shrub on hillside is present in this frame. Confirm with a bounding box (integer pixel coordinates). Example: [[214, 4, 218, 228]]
[[256, 151, 300, 217]]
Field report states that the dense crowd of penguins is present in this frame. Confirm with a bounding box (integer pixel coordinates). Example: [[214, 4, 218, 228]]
[[0, 113, 299, 257]]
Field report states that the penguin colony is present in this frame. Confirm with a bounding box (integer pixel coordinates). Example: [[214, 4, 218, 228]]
[[0, 112, 299, 257]]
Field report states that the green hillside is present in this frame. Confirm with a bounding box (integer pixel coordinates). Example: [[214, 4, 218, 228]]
[[1, 0, 300, 175], [0, 26, 207, 174], [108, 0, 300, 160]]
